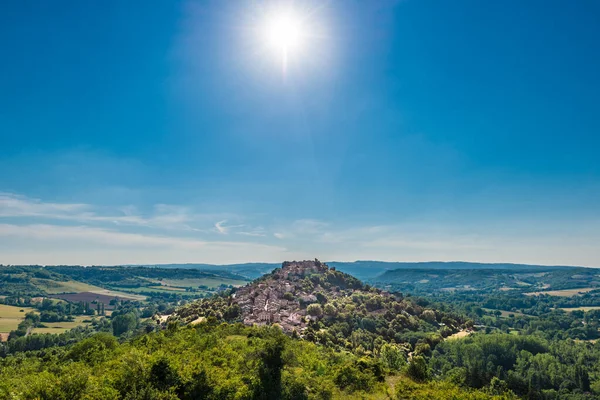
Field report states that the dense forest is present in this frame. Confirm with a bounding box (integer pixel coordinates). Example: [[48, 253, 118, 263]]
[[0, 322, 513, 399]]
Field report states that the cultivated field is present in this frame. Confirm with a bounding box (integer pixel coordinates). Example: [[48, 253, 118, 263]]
[[88, 288, 146, 301], [49, 291, 143, 308], [123, 286, 189, 294], [0, 304, 37, 332], [33, 316, 92, 335], [31, 278, 102, 294], [153, 277, 248, 289], [524, 287, 598, 297], [559, 306, 600, 312], [483, 308, 528, 318], [0, 304, 102, 339]]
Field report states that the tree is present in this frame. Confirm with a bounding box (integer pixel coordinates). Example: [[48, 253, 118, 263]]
[[422, 309, 436, 323], [407, 356, 429, 382], [255, 334, 285, 399], [150, 358, 181, 392], [379, 343, 406, 371], [112, 312, 137, 336], [307, 304, 323, 317], [324, 303, 337, 317]]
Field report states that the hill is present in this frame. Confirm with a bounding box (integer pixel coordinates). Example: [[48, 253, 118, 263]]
[[373, 266, 600, 295], [126, 260, 591, 281], [172, 260, 469, 351]]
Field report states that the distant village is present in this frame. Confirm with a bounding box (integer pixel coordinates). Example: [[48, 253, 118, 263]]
[[232, 260, 343, 333]]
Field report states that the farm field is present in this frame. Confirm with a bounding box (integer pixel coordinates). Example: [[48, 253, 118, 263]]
[[49, 291, 144, 308], [153, 277, 248, 289], [524, 287, 598, 297], [483, 308, 528, 317], [31, 278, 102, 294], [0, 304, 37, 333], [33, 316, 93, 335], [559, 306, 600, 312], [143, 285, 187, 292], [117, 286, 193, 295], [87, 288, 146, 301]]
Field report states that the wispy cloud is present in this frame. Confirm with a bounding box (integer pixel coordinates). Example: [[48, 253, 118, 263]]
[[236, 227, 267, 237], [0, 223, 293, 265], [0, 192, 221, 231], [214, 220, 228, 234], [0, 192, 90, 218]]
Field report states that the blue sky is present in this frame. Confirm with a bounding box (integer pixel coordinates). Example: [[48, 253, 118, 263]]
[[1, 0, 599, 266]]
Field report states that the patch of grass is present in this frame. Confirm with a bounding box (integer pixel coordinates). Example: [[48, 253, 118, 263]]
[[0, 304, 37, 318], [0, 304, 38, 333], [31, 278, 102, 294], [87, 288, 146, 301], [154, 277, 248, 289], [559, 306, 600, 312], [483, 308, 528, 318], [524, 287, 598, 297], [116, 286, 197, 296], [32, 316, 92, 335], [446, 330, 471, 340], [0, 319, 23, 332]]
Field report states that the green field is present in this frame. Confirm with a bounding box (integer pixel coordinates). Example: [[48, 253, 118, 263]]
[[33, 316, 92, 335], [524, 287, 598, 297], [31, 278, 146, 300], [483, 308, 528, 318], [559, 306, 600, 312], [87, 288, 146, 301], [156, 277, 248, 289], [0, 304, 37, 333], [31, 278, 103, 294], [119, 286, 201, 297], [0, 304, 95, 337]]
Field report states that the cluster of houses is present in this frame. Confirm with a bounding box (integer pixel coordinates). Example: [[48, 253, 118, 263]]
[[231, 260, 330, 332]]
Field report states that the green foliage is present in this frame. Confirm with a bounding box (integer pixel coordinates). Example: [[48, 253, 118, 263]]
[[306, 303, 323, 317], [379, 343, 407, 371], [112, 312, 138, 336], [431, 333, 600, 398], [407, 355, 429, 382], [67, 333, 119, 364], [0, 323, 504, 399]]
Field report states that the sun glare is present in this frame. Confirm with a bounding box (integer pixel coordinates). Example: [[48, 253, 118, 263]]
[[248, 2, 329, 78], [261, 9, 307, 73], [265, 12, 303, 51]]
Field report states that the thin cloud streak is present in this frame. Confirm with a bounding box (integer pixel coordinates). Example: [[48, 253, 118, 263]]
[[0, 223, 292, 265], [0, 192, 226, 231]]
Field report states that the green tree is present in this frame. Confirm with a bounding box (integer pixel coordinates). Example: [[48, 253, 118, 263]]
[[407, 356, 429, 382], [307, 304, 323, 317], [112, 312, 137, 336]]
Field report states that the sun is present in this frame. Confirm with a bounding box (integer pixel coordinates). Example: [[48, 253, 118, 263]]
[[265, 11, 303, 52], [248, 2, 329, 77], [261, 8, 307, 69]]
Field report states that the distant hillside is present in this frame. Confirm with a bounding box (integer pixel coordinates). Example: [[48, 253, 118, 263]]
[[128, 260, 589, 281], [0, 265, 249, 300], [171, 260, 468, 351], [373, 266, 600, 295], [130, 262, 278, 279]]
